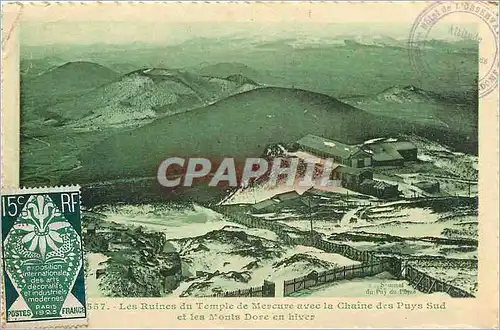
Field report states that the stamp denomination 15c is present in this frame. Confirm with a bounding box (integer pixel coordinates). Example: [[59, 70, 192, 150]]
[[1, 186, 87, 326]]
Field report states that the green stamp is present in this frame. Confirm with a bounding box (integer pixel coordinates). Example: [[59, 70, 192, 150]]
[[1, 187, 86, 323]]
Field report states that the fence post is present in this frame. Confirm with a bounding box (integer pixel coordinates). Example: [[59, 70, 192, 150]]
[[263, 280, 275, 297]]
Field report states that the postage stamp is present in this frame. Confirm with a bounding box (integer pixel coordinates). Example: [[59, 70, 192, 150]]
[[1, 187, 87, 327], [1, 1, 499, 329]]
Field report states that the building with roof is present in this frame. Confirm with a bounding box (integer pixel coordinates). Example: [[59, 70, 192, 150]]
[[297, 134, 373, 168], [359, 179, 399, 198], [251, 199, 279, 213], [362, 140, 417, 166], [334, 166, 374, 188], [274, 191, 301, 202], [250, 191, 305, 214]]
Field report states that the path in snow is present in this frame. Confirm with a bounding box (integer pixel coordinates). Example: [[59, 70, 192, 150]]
[[340, 207, 363, 227]]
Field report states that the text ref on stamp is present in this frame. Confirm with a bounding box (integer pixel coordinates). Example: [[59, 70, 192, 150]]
[[1, 187, 87, 326]]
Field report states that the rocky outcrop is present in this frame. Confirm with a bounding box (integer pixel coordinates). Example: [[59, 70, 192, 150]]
[[82, 211, 183, 297]]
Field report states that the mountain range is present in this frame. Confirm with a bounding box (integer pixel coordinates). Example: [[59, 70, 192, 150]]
[[20, 60, 478, 198], [67, 86, 472, 185], [21, 34, 478, 99], [24, 64, 260, 129]]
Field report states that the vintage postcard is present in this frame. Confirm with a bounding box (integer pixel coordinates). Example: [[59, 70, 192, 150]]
[[1, 1, 498, 328]]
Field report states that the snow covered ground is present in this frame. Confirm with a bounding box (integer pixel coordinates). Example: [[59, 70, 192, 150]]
[[281, 204, 436, 236], [280, 198, 476, 238], [352, 220, 469, 238], [89, 202, 363, 297], [100, 204, 242, 239], [167, 237, 361, 297], [87, 189, 477, 298], [86, 253, 110, 297], [222, 184, 299, 205], [260, 245, 360, 297], [221, 166, 369, 207]]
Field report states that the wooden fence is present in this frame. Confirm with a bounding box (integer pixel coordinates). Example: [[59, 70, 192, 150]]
[[404, 264, 474, 298], [221, 209, 378, 264], [199, 280, 275, 298], [313, 239, 378, 263], [203, 286, 264, 298], [222, 211, 307, 243], [284, 260, 390, 296], [218, 207, 475, 298]]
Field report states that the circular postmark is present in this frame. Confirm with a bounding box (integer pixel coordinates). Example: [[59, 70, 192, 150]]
[[409, 1, 499, 98]]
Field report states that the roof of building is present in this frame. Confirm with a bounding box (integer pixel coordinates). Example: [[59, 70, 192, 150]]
[[392, 141, 417, 151], [363, 143, 404, 162], [361, 179, 398, 189], [274, 191, 301, 202], [364, 138, 417, 150], [251, 199, 278, 210], [362, 140, 416, 162], [303, 187, 336, 198], [297, 134, 366, 159]]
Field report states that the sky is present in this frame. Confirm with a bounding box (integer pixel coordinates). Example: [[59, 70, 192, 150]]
[[20, 21, 476, 47], [11, 1, 486, 47]]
